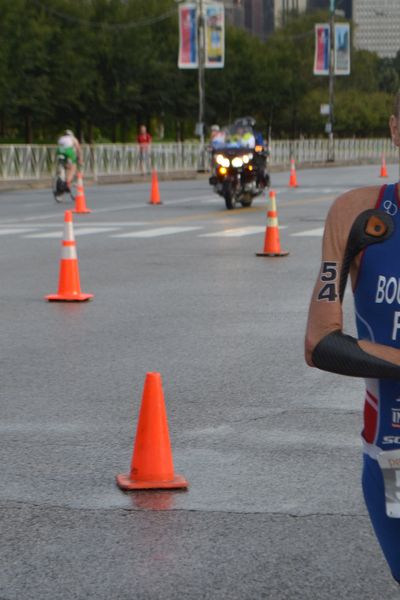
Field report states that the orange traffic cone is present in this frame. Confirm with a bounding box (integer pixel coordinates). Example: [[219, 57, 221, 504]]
[[380, 155, 388, 178], [289, 158, 298, 188], [73, 171, 92, 214], [46, 210, 93, 302], [256, 190, 289, 257], [149, 170, 162, 205], [116, 372, 188, 491]]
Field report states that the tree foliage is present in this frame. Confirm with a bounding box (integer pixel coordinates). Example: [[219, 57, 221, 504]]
[[0, 1, 397, 142]]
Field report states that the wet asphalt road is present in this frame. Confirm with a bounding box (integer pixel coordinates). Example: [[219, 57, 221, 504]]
[[1, 163, 400, 599]]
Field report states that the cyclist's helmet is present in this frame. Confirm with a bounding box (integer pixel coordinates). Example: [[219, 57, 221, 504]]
[[64, 129, 74, 136]]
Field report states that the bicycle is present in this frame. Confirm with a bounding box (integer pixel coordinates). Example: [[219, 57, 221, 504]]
[[52, 155, 75, 203]]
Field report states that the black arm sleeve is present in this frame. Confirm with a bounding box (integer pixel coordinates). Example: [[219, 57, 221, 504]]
[[312, 330, 400, 379]]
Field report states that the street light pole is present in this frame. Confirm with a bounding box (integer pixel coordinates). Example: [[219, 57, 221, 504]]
[[197, 0, 206, 169], [328, 0, 335, 161]]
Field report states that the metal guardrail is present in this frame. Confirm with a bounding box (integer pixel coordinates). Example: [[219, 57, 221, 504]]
[[0, 139, 396, 180]]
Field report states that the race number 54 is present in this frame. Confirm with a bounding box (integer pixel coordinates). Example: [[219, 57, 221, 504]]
[[317, 261, 338, 302]]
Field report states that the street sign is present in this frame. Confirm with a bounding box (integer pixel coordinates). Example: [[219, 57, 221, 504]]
[[320, 104, 330, 116], [195, 122, 204, 136]]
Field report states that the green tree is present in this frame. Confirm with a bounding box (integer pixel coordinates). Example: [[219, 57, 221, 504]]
[[3, 0, 54, 142]]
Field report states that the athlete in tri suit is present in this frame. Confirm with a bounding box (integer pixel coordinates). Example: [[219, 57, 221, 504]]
[[305, 94, 400, 584]]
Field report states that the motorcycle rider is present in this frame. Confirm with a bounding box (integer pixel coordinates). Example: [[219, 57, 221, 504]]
[[241, 127, 256, 149], [210, 124, 226, 149], [56, 129, 83, 192], [236, 118, 268, 187]]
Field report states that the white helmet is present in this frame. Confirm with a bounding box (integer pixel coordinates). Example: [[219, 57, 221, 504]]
[[64, 129, 74, 136]]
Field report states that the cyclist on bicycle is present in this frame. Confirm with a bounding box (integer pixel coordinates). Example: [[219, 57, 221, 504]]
[[56, 130, 83, 192]]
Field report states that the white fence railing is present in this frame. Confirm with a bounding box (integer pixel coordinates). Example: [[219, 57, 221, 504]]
[[0, 139, 397, 181], [270, 138, 398, 165]]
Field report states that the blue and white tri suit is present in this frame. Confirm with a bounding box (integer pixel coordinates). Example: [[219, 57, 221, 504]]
[[355, 183, 400, 581]]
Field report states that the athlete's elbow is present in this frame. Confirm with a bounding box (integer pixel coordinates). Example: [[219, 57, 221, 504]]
[[304, 335, 316, 367]]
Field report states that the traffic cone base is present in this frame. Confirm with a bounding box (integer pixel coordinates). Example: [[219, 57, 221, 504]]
[[116, 372, 188, 492], [256, 250, 289, 257], [46, 292, 93, 302], [73, 207, 92, 214], [116, 472, 188, 491]]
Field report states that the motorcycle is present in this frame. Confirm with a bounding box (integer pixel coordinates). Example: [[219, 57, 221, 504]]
[[53, 155, 75, 203], [209, 145, 270, 210]]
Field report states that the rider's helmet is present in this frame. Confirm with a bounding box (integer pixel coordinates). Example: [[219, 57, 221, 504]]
[[64, 129, 74, 137], [234, 116, 256, 129]]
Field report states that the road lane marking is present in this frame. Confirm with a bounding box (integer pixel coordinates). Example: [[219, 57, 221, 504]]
[[22, 231, 61, 238], [111, 226, 202, 238], [0, 228, 38, 235], [23, 227, 120, 238], [1, 221, 149, 228], [291, 227, 324, 237], [200, 225, 287, 238], [22, 212, 64, 221], [72, 227, 121, 235]]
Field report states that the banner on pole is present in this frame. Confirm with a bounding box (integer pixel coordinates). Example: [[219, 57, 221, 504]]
[[205, 3, 225, 68], [313, 24, 330, 76], [178, 3, 198, 69], [334, 23, 351, 75]]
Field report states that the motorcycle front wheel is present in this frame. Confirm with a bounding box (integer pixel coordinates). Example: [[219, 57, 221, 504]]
[[240, 193, 253, 208], [223, 180, 236, 210]]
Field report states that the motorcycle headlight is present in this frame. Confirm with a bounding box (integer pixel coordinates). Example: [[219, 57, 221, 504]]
[[242, 153, 253, 164], [231, 157, 243, 168], [216, 154, 230, 167]]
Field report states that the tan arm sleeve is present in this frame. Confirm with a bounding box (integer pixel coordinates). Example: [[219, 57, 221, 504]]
[[305, 198, 345, 366]]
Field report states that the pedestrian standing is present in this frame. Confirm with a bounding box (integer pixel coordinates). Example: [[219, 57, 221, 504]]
[[137, 124, 152, 174]]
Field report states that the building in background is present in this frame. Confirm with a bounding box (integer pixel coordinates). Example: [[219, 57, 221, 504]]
[[307, 0, 352, 18], [353, 0, 400, 58], [223, 0, 355, 40], [224, 0, 308, 40], [223, 0, 245, 28]]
